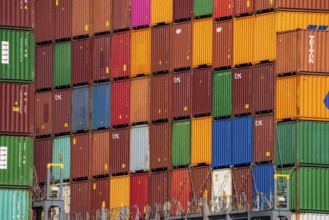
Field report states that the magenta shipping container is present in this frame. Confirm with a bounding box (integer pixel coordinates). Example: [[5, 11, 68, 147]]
[[131, 0, 150, 27]]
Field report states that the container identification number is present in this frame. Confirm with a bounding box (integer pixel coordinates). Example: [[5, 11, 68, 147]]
[[0, 147, 7, 169]]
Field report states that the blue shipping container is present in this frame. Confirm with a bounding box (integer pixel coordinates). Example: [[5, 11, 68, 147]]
[[52, 136, 71, 180], [0, 189, 31, 220], [72, 86, 90, 132], [92, 83, 111, 130], [232, 116, 253, 165], [212, 119, 232, 167], [253, 164, 274, 202]]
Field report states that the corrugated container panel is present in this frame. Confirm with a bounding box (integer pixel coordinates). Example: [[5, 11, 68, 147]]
[[34, 138, 52, 183], [72, 38, 91, 85], [254, 114, 274, 163], [213, 20, 233, 69], [92, 0, 112, 34], [72, 86, 90, 132], [0, 0, 34, 28], [110, 176, 130, 209], [254, 0, 274, 12], [92, 35, 111, 82], [0, 189, 31, 220], [92, 83, 111, 130], [0, 83, 34, 135], [71, 133, 91, 179], [91, 130, 110, 177], [213, 0, 233, 19], [54, 0, 72, 40], [70, 181, 90, 216], [35, 0, 53, 43], [130, 173, 149, 219], [35, 45, 53, 90], [191, 166, 211, 200], [112, 0, 131, 31], [234, 0, 254, 16], [111, 31, 130, 79], [35, 91, 52, 136], [150, 123, 171, 170], [172, 71, 192, 118], [151, 74, 171, 121], [72, 0, 90, 37], [54, 183, 70, 214], [212, 70, 232, 118], [149, 171, 169, 206], [276, 75, 329, 121], [110, 128, 130, 174], [151, 25, 170, 73], [292, 213, 329, 220], [52, 136, 71, 180], [131, 0, 150, 27], [211, 169, 232, 210], [275, 121, 296, 166], [0, 30, 34, 81], [54, 42, 71, 88], [53, 89, 71, 134], [212, 119, 232, 167], [193, 18, 213, 68], [232, 116, 253, 165], [275, 0, 329, 11], [131, 28, 151, 77], [173, 0, 193, 21], [172, 120, 191, 167], [191, 117, 212, 166], [171, 168, 191, 214], [130, 77, 150, 123], [111, 80, 130, 126], [252, 164, 274, 202], [0, 136, 33, 187], [171, 22, 192, 70], [232, 67, 252, 115], [194, 0, 213, 17], [192, 68, 212, 116], [90, 178, 110, 213], [151, 0, 173, 25], [130, 125, 150, 172], [232, 166, 253, 209]]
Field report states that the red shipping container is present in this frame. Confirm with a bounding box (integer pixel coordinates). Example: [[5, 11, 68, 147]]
[[72, 0, 90, 37], [254, 0, 274, 12], [254, 114, 274, 163], [91, 130, 110, 177], [234, 0, 254, 16], [171, 168, 192, 214], [213, 20, 233, 69], [232, 67, 252, 115], [150, 123, 171, 170], [54, 0, 72, 40], [110, 128, 130, 174], [172, 71, 192, 118], [35, 91, 52, 136], [35, 0, 53, 43], [214, 0, 234, 19], [149, 171, 169, 207], [112, 0, 131, 31], [111, 32, 130, 79], [232, 166, 253, 209], [72, 38, 91, 85], [111, 80, 130, 126], [151, 25, 171, 73], [130, 174, 149, 219], [90, 178, 110, 215], [191, 166, 211, 200], [71, 133, 91, 179], [35, 45, 53, 90], [53, 89, 71, 134], [92, 0, 112, 34], [34, 138, 52, 183], [70, 181, 90, 218], [192, 68, 212, 116], [93, 35, 111, 82], [173, 0, 193, 21]]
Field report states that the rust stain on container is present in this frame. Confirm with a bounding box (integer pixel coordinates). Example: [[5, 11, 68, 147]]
[[71, 133, 91, 179], [131, 77, 150, 124], [173, 0, 193, 21], [110, 128, 130, 174], [91, 130, 110, 177], [232, 66, 252, 115], [92, 0, 112, 34], [149, 171, 169, 206], [234, 0, 254, 16], [172, 21, 192, 70], [130, 173, 149, 219], [111, 80, 130, 126], [34, 138, 52, 183], [93, 34, 111, 82], [213, 20, 233, 69], [254, 114, 274, 163], [90, 178, 110, 214], [72, 38, 91, 85], [70, 181, 90, 217], [35, 0, 53, 43], [54, 0, 72, 40], [72, 0, 90, 37], [171, 168, 191, 214], [192, 68, 212, 116], [35, 45, 53, 90], [152, 25, 171, 73], [53, 89, 71, 134], [191, 166, 211, 200], [131, 28, 151, 77], [172, 71, 192, 118], [112, 0, 131, 31], [35, 91, 52, 136], [111, 31, 130, 79], [232, 166, 253, 209]]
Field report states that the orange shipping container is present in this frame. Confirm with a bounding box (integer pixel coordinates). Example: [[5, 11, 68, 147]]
[[131, 77, 150, 124], [92, 0, 112, 34], [91, 131, 110, 177], [131, 28, 151, 77], [110, 175, 130, 213], [151, 0, 173, 25], [72, 0, 90, 37]]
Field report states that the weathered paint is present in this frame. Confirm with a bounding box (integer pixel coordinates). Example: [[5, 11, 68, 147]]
[[0, 189, 31, 220], [130, 125, 149, 172], [52, 136, 71, 180]]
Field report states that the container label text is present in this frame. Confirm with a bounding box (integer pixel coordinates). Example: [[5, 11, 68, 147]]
[[309, 35, 315, 64], [0, 147, 7, 169], [1, 41, 9, 64]]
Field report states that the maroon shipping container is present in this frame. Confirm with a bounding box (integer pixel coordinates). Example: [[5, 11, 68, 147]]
[[254, 0, 274, 12], [0, 0, 35, 29], [191, 166, 211, 200], [92, 0, 112, 34], [111, 32, 130, 79], [171, 168, 192, 214], [34, 138, 52, 183], [90, 178, 110, 215], [150, 74, 172, 121], [93, 35, 111, 82], [72, 38, 91, 85], [172, 71, 192, 118], [192, 68, 212, 116], [112, 0, 131, 31], [150, 123, 171, 170], [149, 171, 169, 206], [232, 166, 253, 209], [152, 25, 171, 73], [35, 91, 52, 136], [130, 174, 149, 219], [71, 133, 91, 179], [110, 128, 130, 174], [213, 20, 233, 69], [70, 181, 90, 218], [72, 0, 90, 37], [275, 0, 329, 11], [213, 0, 234, 19], [35, 45, 53, 90], [254, 114, 274, 163], [53, 89, 71, 134], [171, 21, 192, 70], [111, 80, 130, 126], [35, 0, 53, 43], [232, 67, 252, 115], [91, 130, 110, 177], [173, 0, 193, 21], [54, 0, 72, 40], [0, 83, 34, 135], [234, 0, 254, 16]]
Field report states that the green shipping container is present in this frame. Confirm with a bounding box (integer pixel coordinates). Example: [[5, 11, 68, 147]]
[[0, 189, 31, 219], [276, 121, 329, 166], [172, 120, 191, 166], [194, 0, 213, 17], [0, 136, 33, 187], [52, 136, 71, 180], [0, 29, 34, 81], [54, 42, 71, 87], [278, 167, 329, 212], [212, 70, 232, 118]]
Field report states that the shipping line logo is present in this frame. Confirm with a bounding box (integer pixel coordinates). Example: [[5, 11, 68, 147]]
[[309, 35, 315, 64]]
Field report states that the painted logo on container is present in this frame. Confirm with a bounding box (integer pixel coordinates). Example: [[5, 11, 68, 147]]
[[1, 41, 9, 64], [323, 92, 329, 110], [309, 35, 315, 64], [174, 77, 181, 83], [255, 120, 263, 126], [234, 73, 242, 79], [112, 134, 120, 139]]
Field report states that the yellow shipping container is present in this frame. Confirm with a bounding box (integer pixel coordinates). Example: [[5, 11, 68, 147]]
[[151, 0, 173, 25], [193, 18, 213, 68], [276, 75, 329, 121], [131, 28, 151, 77], [191, 116, 212, 166], [110, 175, 130, 215]]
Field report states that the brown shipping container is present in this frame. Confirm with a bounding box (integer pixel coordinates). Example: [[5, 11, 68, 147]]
[[213, 20, 233, 69], [173, 0, 193, 21], [171, 168, 192, 214], [192, 68, 212, 116], [150, 74, 172, 121], [254, 0, 274, 12], [72, 38, 91, 85], [0, 83, 34, 135], [71, 133, 91, 179], [35, 45, 53, 90], [53, 89, 71, 134], [35, 0, 53, 43], [172, 21, 192, 70], [149, 171, 169, 206], [93, 35, 111, 82], [112, 0, 131, 31], [111, 31, 130, 79], [90, 178, 110, 213], [191, 166, 211, 200], [131, 77, 150, 124], [152, 25, 171, 73], [35, 91, 52, 136], [254, 114, 274, 163], [172, 71, 192, 118], [232, 166, 253, 209], [150, 123, 171, 170], [91, 130, 110, 177], [72, 0, 90, 37], [54, 0, 72, 40], [234, 0, 254, 16], [232, 67, 252, 115], [275, 0, 329, 11], [70, 181, 90, 217], [110, 128, 130, 174], [111, 80, 130, 126], [34, 138, 52, 183], [92, 0, 112, 34]]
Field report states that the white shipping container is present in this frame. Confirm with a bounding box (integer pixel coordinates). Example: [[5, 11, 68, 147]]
[[52, 183, 71, 219], [130, 125, 149, 172], [211, 169, 232, 212], [292, 213, 329, 220]]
